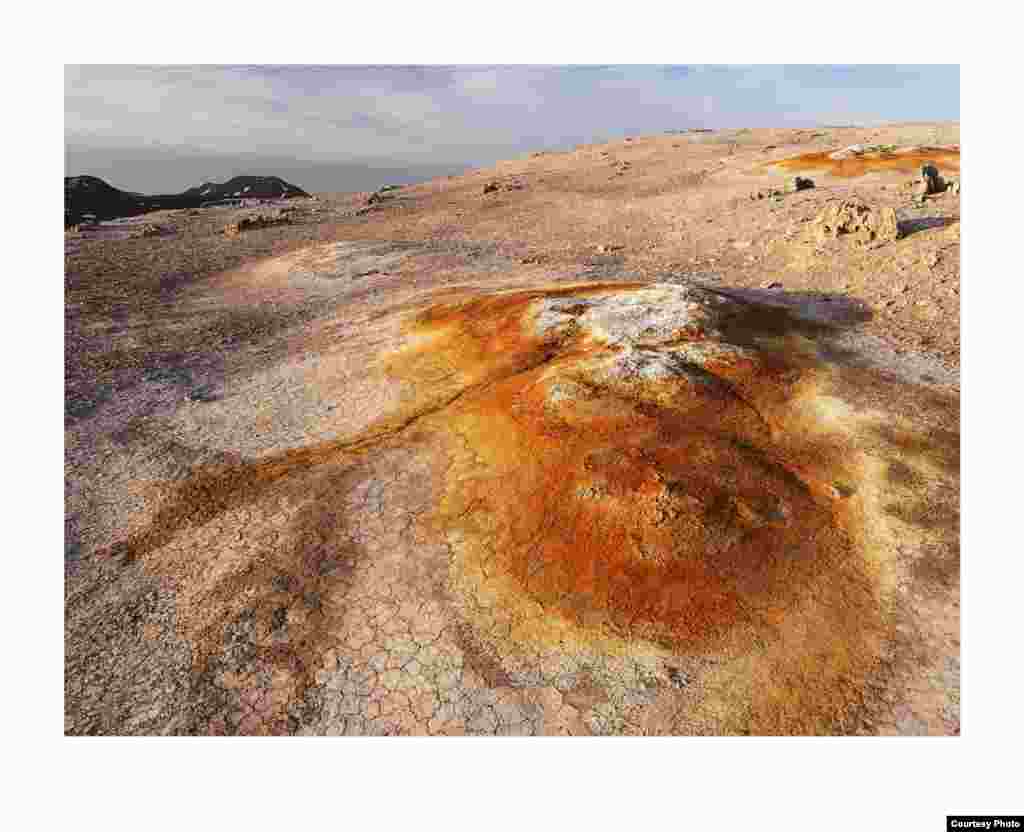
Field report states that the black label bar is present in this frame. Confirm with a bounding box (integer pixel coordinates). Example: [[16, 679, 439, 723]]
[[948, 818, 1024, 831]]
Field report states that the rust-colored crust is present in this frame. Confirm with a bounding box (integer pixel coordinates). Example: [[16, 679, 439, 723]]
[[392, 285, 892, 733], [768, 147, 960, 178], [104, 281, 937, 734]]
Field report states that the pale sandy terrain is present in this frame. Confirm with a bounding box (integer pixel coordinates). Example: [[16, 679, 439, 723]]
[[65, 122, 959, 735]]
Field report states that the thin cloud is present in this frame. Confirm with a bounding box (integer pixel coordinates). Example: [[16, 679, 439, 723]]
[[66, 64, 959, 191]]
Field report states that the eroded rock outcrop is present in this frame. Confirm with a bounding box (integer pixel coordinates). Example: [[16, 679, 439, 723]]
[[223, 212, 292, 236], [814, 196, 900, 244]]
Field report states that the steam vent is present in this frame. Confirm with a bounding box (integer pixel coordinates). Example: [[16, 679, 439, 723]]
[[75, 267, 958, 735]]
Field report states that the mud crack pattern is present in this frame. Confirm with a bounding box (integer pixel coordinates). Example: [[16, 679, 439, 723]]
[[68, 281, 958, 735]]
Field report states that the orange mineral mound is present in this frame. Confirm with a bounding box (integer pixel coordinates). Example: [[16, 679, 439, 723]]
[[110, 280, 910, 734], [769, 145, 960, 178], [389, 283, 892, 730]]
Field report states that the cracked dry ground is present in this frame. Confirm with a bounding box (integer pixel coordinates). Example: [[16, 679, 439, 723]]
[[66, 130, 959, 736], [65, 247, 958, 736]]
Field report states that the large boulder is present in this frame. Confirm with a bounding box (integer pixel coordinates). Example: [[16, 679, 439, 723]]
[[920, 163, 944, 195], [814, 196, 900, 244]]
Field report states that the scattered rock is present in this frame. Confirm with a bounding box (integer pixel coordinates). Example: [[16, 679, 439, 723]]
[[366, 186, 403, 207], [827, 143, 899, 160], [667, 667, 690, 689], [791, 176, 815, 192], [223, 212, 292, 236], [761, 280, 784, 289], [814, 196, 900, 244], [946, 180, 960, 195], [187, 385, 219, 403], [483, 182, 500, 195], [828, 144, 866, 160]]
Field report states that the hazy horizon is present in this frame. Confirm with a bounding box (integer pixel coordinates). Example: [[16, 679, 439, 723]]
[[65, 64, 960, 195], [64, 145, 471, 196]]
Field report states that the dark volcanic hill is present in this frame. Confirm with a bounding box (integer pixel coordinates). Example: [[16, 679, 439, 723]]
[[65, 174, 309, 226]]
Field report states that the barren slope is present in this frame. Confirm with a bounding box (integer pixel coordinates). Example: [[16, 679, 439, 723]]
[[65, 123, 960, 735]]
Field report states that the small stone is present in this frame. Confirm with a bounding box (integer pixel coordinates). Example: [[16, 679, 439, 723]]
[[271, 607, 288, 631], [667, 667, 690, 689]]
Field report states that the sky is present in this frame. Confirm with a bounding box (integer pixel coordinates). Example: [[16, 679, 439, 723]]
[[65, 64, 959, 194]]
